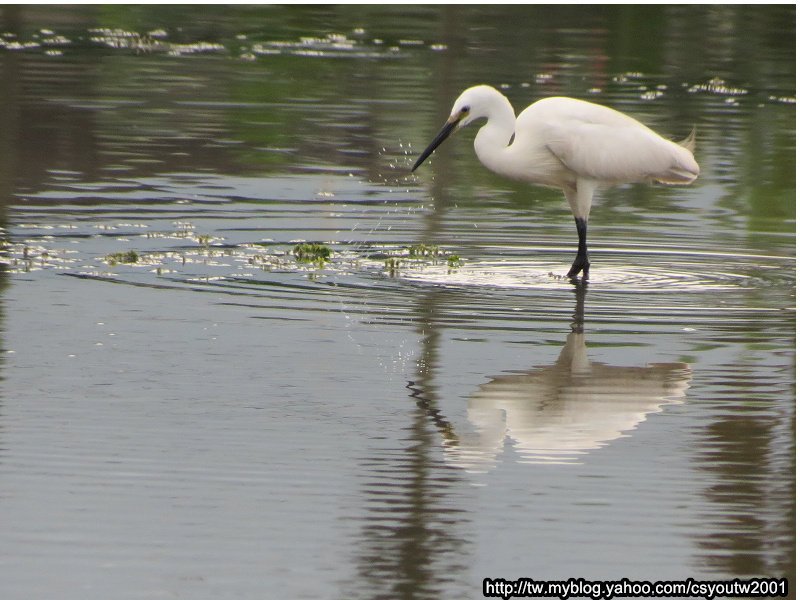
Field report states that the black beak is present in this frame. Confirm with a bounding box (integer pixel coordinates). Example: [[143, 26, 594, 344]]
[[411, 118, 459, 172]]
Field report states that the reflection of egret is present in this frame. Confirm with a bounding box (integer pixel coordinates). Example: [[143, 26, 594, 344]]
[[435, 283, 692, 471], [412, 85, 699, 280]]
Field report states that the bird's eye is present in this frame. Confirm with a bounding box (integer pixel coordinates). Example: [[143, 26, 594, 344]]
[[460, 106, 470, 113]]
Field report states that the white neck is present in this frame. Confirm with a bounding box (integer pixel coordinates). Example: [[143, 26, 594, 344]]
[[473, 99, 516, 178]]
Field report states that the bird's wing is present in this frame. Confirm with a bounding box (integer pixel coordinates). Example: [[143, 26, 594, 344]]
[[541, 116, 698, 185]]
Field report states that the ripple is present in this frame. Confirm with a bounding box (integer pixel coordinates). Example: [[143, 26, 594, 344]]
[[7, 225, 792, 334], [394, 248, 792, 293]]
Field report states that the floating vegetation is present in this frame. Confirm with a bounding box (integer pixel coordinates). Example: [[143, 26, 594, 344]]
[[293, 243, 332, 266], [0, 208, 476, 284], [105, 250, 139, 265], [0, 240, 78, 273], [250, 30, 396, 58], [612, 71, 644, 83], [88, 28, 163, 52], [447, 254, 463, 268], [640, 89, 665, 101], [0, 24, 447, 61], [687, 76, 748, 97], [0, 40, 41, 51], [196, 234, 212, 249], [3, 216, 468, 281], [381, 244, 463, 276], [0, 27, 227, 57], [384, 257, 401, 276], [168, 41, 227, 56], [251, 32, 389, 59], [407, 243, 440, 258]]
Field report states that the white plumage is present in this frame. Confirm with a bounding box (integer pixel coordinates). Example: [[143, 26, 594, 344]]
[[412, 85, 699, 279]]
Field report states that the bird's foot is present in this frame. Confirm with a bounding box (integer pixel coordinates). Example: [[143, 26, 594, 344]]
[[566, 254, 590, 280]]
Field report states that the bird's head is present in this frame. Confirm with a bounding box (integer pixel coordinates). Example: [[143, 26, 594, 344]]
[[411, 85, 503, 172]]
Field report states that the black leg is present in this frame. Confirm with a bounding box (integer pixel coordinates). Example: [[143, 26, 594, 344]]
[[566, 217, 590, 280]]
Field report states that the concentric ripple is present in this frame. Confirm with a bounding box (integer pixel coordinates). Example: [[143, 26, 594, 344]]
[[394, 249, 791, 293]]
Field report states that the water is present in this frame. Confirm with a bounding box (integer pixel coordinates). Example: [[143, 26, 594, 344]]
[[0, 6, 794, 599]]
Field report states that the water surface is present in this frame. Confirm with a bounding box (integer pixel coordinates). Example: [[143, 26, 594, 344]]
[[0, 6, 794, 599]]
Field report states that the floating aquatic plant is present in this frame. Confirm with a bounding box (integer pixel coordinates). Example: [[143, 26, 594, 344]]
[[382, 244, 463, 276], [293, 243, 332, 266], [407, 243, 440, 258], [447, 254, 463, 268], [105, 250, 139, 265], [384, 257, 401, 276]]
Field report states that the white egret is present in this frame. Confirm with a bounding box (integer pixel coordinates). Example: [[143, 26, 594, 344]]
[[412, 85, 699, 279]]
